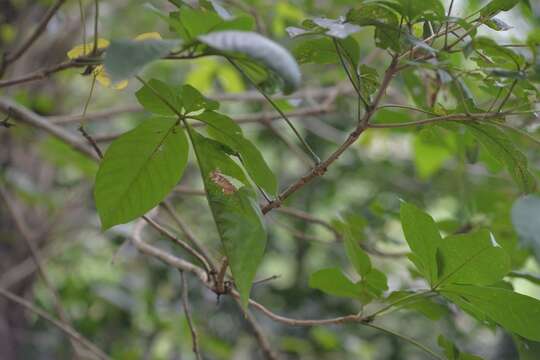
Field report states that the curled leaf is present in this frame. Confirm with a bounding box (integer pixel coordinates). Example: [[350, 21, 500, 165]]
[[198, 30, 301, 94]]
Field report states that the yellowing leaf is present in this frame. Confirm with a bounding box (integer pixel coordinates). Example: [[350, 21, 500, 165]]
[[67, 38, 110, 59], [134, 32, 163, 41], [93, 65, 129, 90]]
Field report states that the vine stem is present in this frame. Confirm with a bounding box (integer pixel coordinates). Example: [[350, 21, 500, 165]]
[[226, 57, 321, 165], [365, 323, 444, 360], [332, 38, 369, 110]]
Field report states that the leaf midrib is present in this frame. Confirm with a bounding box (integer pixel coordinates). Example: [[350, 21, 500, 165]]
[[107, 121, 178, 222]]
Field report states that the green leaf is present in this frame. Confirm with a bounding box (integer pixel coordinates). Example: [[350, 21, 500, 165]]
[[386, 291, 449, 320], [400, 202, 442, 286], [437, 335, 484, 360], [293, 37, 338, 64], [345, 3, 401, 51], [389, 0, 445, 22], [479, 0, 520, 18], [309, 268, 364, 299], [435, 229, 510, 287], [466, 123, 536, 193], [136, 81, 219, 116], [188, 129, 266, 308], [104, 39, 179, 82], [135, 79, 182, 116], [511, 195, 540, 261], [343, 223, 372, 276], [359, 65, 379, 101], [363, 269, 389, 298], [483, 17, 512, 31], [193, 111, 277, 195], [95, 118, 188, 229], [472, 37, 524, 70], [180, 85, 219, 113], [441, 284, 540, 341], [198, 30, 301, 94]]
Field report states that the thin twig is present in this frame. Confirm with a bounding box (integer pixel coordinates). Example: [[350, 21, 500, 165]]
[[180, 271, 203, 360], [0, 287, 110, 360], [1, 0, 67, 75], [92, 0, 99, 54]]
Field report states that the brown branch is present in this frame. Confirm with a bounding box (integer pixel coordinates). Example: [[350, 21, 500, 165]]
[[0, 60, 88, 88], [0, 96, 98, 159], [131, 219, 210, 285], [1, 0, 68, 76], [142, 215, 214, 276], [161, 201, 217, 271], [180, 271, 203, 360], [0, 287, 110, 360], [261, 56, 399, 213]]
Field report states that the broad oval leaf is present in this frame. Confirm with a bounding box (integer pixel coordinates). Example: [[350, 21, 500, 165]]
[[104, 38, 179, 82], [400, 202, 442, 286], [441, 284, 540, 341], [95, 117, 188, 229], [188, 129, 266, 308], [435, 229, 510, 288], [198, 30, 302, 94]]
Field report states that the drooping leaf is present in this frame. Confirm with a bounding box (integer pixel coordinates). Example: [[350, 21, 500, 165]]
[[466, 123, 536, 193], [437, 335, 485, 360], [479, 0, 520, 18], [193, 111, 277, 195], [511, 195, 540, 261], [472, 37, 524, 70], [104, 38, 179, 82], [188, 129, 266, 308], [435, 229, 510, 288], [483, 17, 513, 31], [198, 31, 302, 94], [441, 284, 540, 341], [400, 202, 442, 286], [95, 117, 188, 229]]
